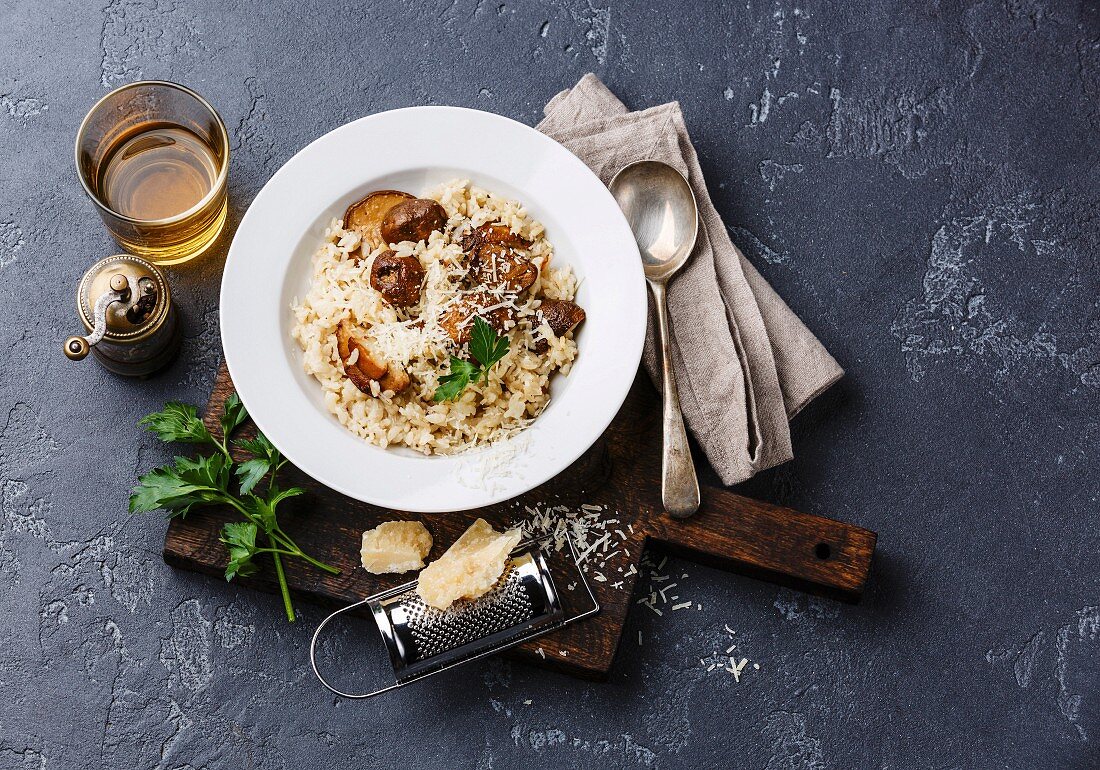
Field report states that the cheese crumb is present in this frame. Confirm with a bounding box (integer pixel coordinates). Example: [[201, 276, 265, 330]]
[[360, 521, 433, 574], [416, 518, 521, 609]]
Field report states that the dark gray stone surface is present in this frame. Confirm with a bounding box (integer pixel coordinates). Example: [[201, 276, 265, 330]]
[[1, 1, 1097, 767]]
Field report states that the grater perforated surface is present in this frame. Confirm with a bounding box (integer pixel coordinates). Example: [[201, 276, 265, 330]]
[[313, 543, 592, 698], [399, 561, 536, 661]]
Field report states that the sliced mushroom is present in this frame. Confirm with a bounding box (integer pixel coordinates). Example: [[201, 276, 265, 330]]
[[335, 320, 411, 395], [343, 190, 414, 252], [459, 222, 537, 293], [380, 199, 448, 245], [470, 242, 538, 293], [439, 292, 515, 346], [336, 321, 385, 380], [370, 250, 425, 307], [459, 222, 531, 253], [377, 364, 410, 394], [533, 299, 586, 353]]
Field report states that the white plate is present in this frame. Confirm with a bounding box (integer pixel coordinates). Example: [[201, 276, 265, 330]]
[[221, 106, 646, 512]]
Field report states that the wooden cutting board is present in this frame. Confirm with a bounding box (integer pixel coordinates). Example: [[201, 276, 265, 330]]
[[163, 362, 876, 680]]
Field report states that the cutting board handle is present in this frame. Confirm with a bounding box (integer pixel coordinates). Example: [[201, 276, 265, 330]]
[[647, 487, 876, 602]]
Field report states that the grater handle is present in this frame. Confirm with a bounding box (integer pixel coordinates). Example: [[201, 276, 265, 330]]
[[309, 597, 402, 700], [563, 530, 600, 625]]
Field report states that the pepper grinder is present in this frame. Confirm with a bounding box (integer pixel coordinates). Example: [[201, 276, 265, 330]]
[[63, 254, 181, 376]]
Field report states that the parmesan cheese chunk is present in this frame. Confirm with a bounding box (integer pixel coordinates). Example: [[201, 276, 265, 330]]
[[416, 518, 522, 609], [360, 521, 433, 575]]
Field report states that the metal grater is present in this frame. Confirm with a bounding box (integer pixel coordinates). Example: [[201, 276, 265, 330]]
[[310, 535, 598, 699]]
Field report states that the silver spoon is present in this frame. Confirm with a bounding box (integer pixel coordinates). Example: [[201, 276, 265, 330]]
[[610, 160, 701, 519]]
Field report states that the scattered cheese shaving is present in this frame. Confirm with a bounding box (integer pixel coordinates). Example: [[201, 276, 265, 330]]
[[513, 499, 767, 689], [514, 501, 635, 585], [698, 626, 760, 684]]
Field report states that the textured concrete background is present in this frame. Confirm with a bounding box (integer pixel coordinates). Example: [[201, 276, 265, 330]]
[[1, 1, 1098, 767]]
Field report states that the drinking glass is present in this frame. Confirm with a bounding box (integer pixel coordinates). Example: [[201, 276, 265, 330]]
[[75, 81, 229, 265]]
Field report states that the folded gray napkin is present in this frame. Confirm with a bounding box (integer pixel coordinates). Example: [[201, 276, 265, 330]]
[[537, 74, 843, 486]]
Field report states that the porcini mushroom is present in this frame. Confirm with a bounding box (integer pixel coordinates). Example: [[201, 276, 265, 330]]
[[459, 222, 531, 253], [471, 242, 538, 293], [380, 199, 449, 245], [370, 250, 425, 307], [343, 190, 414, 252], [533, 298, 586, 353], [439, 292, 515, 346], [335, 320, 411, 395]]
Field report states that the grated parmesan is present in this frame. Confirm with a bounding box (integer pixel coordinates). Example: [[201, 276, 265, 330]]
[[514, 501, 635, 585], [514, 500, 768, 689], [697, 626, 760, 685]]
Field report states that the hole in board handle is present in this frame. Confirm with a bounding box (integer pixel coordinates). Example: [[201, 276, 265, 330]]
[[814, 542, 832, 560]]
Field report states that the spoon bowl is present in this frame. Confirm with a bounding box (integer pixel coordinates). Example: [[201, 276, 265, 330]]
[[609, 160, 699, 283]]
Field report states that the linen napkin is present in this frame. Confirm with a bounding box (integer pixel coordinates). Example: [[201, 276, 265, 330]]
[[537, 74, 843, 486]]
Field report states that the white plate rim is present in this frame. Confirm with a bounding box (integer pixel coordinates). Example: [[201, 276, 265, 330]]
[[220, 105, 646, 512]]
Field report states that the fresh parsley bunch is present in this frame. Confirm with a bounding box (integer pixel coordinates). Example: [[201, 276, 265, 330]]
[[433, 316, 510, 402], [130, 395, 339, 622]]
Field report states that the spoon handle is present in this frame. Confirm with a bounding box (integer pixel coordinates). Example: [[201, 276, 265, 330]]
[[648, 280, 701, 519]]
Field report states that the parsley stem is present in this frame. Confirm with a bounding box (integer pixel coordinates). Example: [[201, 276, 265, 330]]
[[267, 539, 295, 623], [286, 548, 341, 575], [136, 401, 340, 624], [212, 436, 232, 462], [255, 547, 299, 557], [218, 495, 340, 575], [272, 529, 341, 574]]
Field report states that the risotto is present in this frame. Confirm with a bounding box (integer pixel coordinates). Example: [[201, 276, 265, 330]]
[[291, 179, 585, 454]]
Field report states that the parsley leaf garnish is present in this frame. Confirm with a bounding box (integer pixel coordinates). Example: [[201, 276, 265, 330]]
[[139, 402, 214, 445], [220, 521, 260, 580], [234, 458, 270, 496], [220, 393, 248, 443], [130, 398, 339, 622], [234, 432, 285, 495], [433, 317, 510, 402], [434, 358, 480, 402], [470, 315, 510, 375]]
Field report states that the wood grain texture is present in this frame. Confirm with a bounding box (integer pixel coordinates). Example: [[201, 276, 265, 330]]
[[164, 362, 876, 679]]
